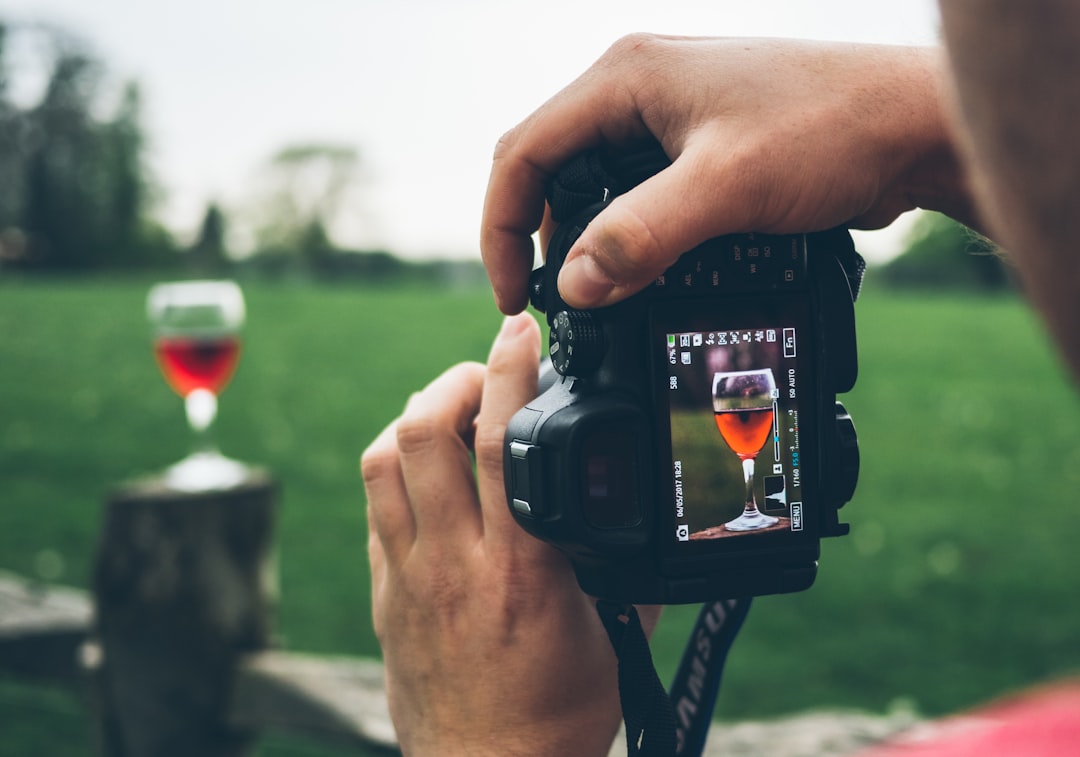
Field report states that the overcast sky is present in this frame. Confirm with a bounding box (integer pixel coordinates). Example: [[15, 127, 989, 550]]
[[1, 0, 941, 261]]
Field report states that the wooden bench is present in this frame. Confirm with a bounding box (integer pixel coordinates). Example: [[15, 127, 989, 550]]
[[0, 469, 919, 756], [0, 569, 397, 752]]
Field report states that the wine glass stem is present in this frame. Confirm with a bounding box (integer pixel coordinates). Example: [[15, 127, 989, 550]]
[[185, 389, 219, 454], [742, 457, 759, 515]]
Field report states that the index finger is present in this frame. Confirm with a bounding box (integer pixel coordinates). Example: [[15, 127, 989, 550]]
[[480, 60, 653, 314], [472, 314, 542, 549], [479, 143, 548, 315]]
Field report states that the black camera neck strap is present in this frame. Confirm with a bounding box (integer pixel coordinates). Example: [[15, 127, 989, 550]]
[[596, 598, 753, 757], [667, 598, 753, 755], [596, 601, 676, 757]]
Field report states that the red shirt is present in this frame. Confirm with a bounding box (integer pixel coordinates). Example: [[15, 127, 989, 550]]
[[857, 680, 1080, 756]]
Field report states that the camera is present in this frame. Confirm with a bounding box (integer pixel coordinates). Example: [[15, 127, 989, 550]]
[[503, 143, 862, 604]]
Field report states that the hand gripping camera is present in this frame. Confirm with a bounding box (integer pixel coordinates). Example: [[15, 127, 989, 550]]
[[503, 143, 862, 604]]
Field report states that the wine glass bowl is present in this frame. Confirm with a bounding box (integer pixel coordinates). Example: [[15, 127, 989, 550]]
[[154, 334, 240, 398], [147, 280, 248, 491], [712, 369, 778, 532]]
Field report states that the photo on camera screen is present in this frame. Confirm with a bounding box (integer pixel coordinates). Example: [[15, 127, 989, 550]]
[[664, 325, 803, 544]]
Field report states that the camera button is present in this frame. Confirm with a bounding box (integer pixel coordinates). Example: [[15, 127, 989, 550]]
[[509, 441, 543, 517], [833, 403, 860, 506]]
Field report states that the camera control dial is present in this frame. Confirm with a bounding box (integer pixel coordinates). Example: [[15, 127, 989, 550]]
[[833, 402, 860, 507], [550, 309, 605, 376]]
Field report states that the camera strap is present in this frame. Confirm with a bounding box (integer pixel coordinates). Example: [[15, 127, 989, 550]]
[[596, 601, 676, 756], [596, 597, 752, 757], [667, 598, 753, 755]]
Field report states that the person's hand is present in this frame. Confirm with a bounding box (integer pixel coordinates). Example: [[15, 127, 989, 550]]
[[482, 36, 974, 314], [362, 313, 658, 756]]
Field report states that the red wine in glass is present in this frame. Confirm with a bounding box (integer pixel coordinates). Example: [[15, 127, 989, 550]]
[[713, 406, 775, 459], [712, 369, 778, 531], [147, 280, 247, 491], [155, 335, 241, 397]]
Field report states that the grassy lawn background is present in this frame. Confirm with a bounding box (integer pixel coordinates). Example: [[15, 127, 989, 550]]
[[2, 278, 1079, 754]]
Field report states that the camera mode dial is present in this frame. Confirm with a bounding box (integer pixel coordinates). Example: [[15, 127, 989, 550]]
[[550, 309, 604, 376]]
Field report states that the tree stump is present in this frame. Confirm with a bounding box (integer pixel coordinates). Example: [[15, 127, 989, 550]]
[[92, 469, 277, 757]]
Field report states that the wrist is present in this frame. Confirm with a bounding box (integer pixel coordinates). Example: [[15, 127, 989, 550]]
[[401, 731, 617, 757], [893, 46, 984, 230], [396, 706, 621, 757]]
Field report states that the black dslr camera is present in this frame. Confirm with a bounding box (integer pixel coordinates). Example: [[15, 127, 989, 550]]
[[503, 143, 862, 604]]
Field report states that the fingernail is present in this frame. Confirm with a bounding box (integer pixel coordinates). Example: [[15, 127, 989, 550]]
[[497, 312, 532, 340], [491, 313, 538, 366], [558, 253, 614, 307]]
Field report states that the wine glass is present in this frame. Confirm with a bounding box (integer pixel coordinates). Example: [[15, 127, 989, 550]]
[[712, 369, 778, 532], [147, 280, 248, 491]]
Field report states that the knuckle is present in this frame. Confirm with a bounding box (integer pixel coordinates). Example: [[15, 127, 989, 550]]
[[489, 125, 547, 205], [491, 126, 520, 163], [394, 414, 442, 457], [605, 32, 666, 62], [360, 443, 398, 486], [472, 421, 507, 476], [599, 34, 672, 102]]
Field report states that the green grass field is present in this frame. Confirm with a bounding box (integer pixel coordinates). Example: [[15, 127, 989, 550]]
[[2, 278, 1080, 754]]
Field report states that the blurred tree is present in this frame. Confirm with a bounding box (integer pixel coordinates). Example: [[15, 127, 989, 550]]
[[188, 203, 230, 275], [879, 212, 1013, 291], [0, 24, 22, 238], [0, 21, 172, 272], [247, 143, 364, 273], [22, 46, 105, 269], [100, 82, 153, 266]]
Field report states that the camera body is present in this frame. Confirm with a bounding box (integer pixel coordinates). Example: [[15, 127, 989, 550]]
[[503, 147, 861, 604]]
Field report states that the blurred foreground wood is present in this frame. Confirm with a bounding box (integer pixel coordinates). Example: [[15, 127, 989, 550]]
[[92, 470, 278, 757], [229, 650, 396, 751], [0, 570, 93, 681], [0, 468, 920, 756], [0, 566, 397, 752], [0, 569, 921, 757]]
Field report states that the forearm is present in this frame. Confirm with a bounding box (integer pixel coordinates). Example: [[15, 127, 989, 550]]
[[883, 45, 983, 232], [940, 0, 1080, 379]]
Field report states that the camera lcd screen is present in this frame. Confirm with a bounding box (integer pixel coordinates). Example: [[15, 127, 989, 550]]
[[653, 298, 813, 555]]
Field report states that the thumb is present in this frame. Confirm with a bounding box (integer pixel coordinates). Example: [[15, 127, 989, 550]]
[[555, 152, 737, 309]]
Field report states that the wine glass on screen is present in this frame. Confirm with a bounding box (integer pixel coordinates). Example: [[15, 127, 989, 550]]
[[147, 280, 248, 491], [712, 369, 778, 532]]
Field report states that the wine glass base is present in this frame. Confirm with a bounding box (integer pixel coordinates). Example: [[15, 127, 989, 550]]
[[163, 451, 250, 493], [724, 510, 780, 532]]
